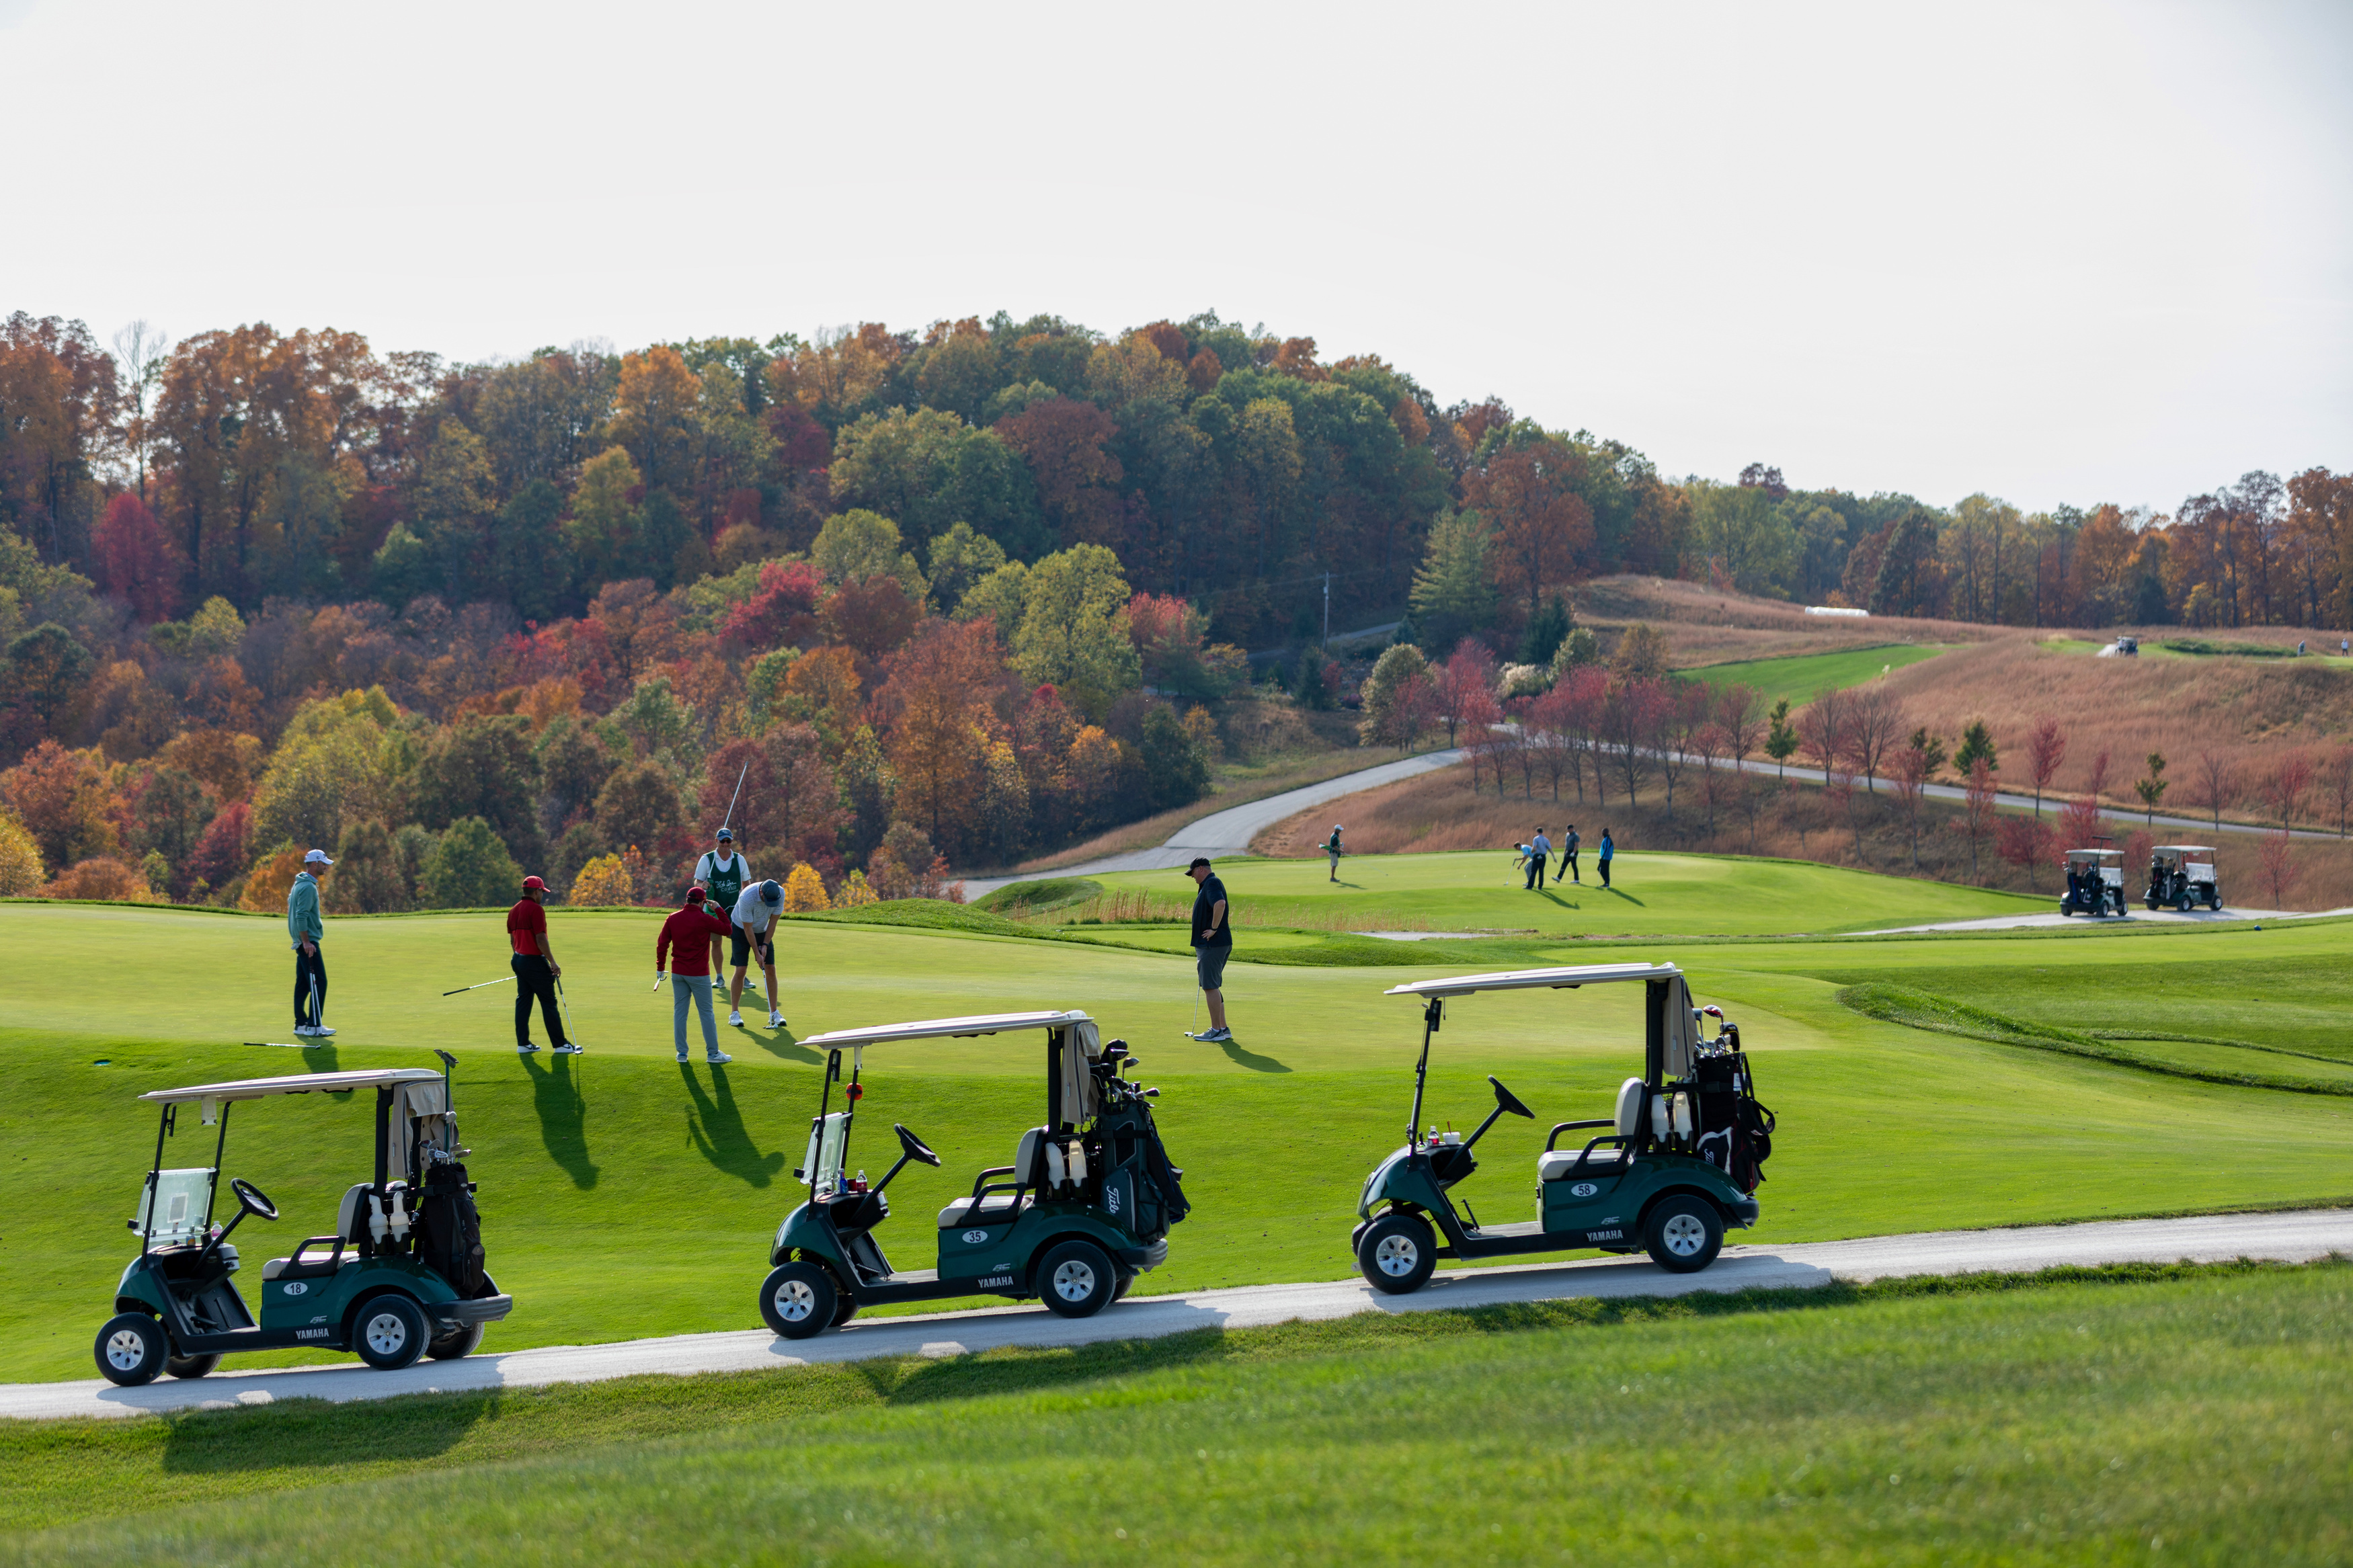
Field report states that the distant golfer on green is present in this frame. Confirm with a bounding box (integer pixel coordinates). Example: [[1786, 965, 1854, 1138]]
[[1185, 856, 1232, 1042], [1598, 827, 1615, 889], [728, 878, 787, 1030], [657, 884, 734, 1065], [692, 827, 751, 997], [288, 848, 333, 1038], [1326, 825, 1345, 882], [507, 874, 574, 1055]]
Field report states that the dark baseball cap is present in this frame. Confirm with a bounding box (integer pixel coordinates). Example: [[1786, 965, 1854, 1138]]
[[1186, 857, 1212, 872], [715, 827, 733, 841], [760, 879, 783, 905]]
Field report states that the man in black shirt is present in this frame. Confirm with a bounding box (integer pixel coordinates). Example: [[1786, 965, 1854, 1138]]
[[1185, 856, 1233, 1042]]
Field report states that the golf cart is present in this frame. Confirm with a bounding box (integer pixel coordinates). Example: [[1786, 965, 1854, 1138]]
[[1351, 962, 1771, 1294], [94, 1056, 511, 1387], [2147, 845, 2222, 911], [2060, 848, 2126, 917], [758, 1010, 1189, 1339]]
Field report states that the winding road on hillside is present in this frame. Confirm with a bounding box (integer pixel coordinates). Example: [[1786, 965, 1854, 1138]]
[[12, 1208, 2344, 1421]]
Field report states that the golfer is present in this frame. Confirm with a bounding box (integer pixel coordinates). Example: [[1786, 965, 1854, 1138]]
[[1562, 824, 1581, 884], [1185, 856, 1233, 1043], [287, 848, 334, 1038], [506, 875, 574, 1055], [729, 878, 787, 1030], [656, 884, 734, 1064], [692, 827, 751, 997], [1597, 827, 1615, 889], [1525, 826, 1551, 890], [1325, 824, 1345, 882]]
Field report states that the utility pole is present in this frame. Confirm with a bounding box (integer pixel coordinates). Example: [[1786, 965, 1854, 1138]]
[[1321, 571, 1330, 650]]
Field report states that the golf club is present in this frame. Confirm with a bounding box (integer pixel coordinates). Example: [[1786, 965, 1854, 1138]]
[[555, 974, 584, 1050], [243, 1041, 313, 1049], [719, 755, 749, 839], [442, 975, 518, 997]]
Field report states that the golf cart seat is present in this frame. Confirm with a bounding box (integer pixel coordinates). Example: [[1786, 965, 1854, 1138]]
[[1537, 1077, 1644, 1182], [936, 1128, 1046, 1229], [260, 1183, 369, 1281]]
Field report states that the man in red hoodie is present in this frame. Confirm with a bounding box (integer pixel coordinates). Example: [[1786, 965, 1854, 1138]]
[[657, 884, 735, 1065]]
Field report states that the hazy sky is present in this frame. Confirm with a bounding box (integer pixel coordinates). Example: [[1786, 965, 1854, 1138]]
[[5, 1, 2346, 514]]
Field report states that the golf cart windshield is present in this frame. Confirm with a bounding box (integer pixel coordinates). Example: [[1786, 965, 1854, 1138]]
[[134, 1169, 216, 1245], [2066, 851, 2121, 868], [2153, 845, 2215, 869]]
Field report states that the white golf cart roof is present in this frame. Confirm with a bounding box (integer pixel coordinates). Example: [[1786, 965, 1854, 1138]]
[[2065, 848, 2122, 863], [1386, 962, 1681, 999], [799, 1010, 1094, 1048], [140, 1068, 444, 1106], [2153, 845, 2215, 856]]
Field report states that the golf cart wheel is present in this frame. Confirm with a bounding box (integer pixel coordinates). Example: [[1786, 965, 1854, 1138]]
[[1643, 1196, 1724, 1274], [354, 1294, 430, 1370], [759, 1261, 838, 1339], [426, 1322, 483, 1361], [1038, 1239, 1117, 1319], [1113, 1269, 1137, 1303], [1358, 1212, 1437, 1295], [94, 1313, 167, 1387], [165, 1352, 221, 1380], [830, 1292, 859, 1328]]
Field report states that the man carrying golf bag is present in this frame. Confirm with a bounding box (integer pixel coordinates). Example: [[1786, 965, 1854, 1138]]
[[288, 848, 334, 1038], [507, 876, 575, 1055]]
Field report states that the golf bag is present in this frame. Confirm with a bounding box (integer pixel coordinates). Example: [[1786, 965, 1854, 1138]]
[[1140, 1113, 1191, 1229], [415, 1161, 489, 1296], [1692, 1050, 1776, 1194]]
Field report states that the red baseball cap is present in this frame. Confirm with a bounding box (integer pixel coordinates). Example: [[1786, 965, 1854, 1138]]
[[686, 884, 707, 903], [522, 875, 547, 893]]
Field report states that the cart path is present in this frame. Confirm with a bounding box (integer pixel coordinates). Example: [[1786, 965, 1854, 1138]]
[[961, 747, 1464, 897], [8, 1207, 2345, 1421], [1856, 905, 2353, 935]]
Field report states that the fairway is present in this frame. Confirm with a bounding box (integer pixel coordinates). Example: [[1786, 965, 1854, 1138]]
[[5, 897, 2353, 1386], [1685, 642, 1946, 707], [1073, 848, 2047, 936]]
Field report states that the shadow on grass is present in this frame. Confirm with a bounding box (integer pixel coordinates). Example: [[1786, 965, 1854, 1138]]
[[521, 1052, 598, 1190], [1601, 884, 1642, 905], [682, 1063, 787, 1186], [755, 1028, 823, 1065], [1535, 889, 1581, 911], [161, 1391, 497, 1475], [1219, 1036, 1291, 1073]]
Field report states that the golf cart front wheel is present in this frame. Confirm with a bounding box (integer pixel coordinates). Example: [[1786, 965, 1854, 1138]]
[[759, 1261, 838, 1339], [1038, 1239, 1117, 1319], [426, 1322, 483, 1361], [1643, 1196, 1724, 1274], [166, 1352, 221, 1380], [94, 1313, 167, 1387], [354, 1294, 430, 1370], [1358, 1212, 1437, 1295]]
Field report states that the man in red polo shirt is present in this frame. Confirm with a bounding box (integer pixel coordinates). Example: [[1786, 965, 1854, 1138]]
[[657, 884, 735, 1065], [508, 875, 575, 1055]]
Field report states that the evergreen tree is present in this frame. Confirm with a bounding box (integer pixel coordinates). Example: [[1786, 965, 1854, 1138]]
[[1519, 593, 1572, 666], [1408, 507, 1497, 651], [1954, 717, 1999, 777]]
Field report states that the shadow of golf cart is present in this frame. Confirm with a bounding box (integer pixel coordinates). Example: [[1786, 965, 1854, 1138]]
[[2061, 848, 2126, 917], [1351, 962, 1773, 1294], [95, 1057, 510, 1387], [2147, 845, 2223, 911], [757, 1010, 1188, 1339]]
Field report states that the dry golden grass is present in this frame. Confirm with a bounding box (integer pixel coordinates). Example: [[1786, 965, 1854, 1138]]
[[1257, 759, 2353, 911]]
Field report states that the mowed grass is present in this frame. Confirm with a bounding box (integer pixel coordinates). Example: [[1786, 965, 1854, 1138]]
[[7, 897, 2353, 1384], [1685, 642, 1946, 708], [4, 1263, 2347, 1562], [1077, 848, 2046, 936]]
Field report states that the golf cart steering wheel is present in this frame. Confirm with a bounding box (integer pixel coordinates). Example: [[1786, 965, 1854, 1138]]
[[1488, 1076, 1535, 1119], [895, 1124, 942, 1167], [229, 1178, 279, 1222]]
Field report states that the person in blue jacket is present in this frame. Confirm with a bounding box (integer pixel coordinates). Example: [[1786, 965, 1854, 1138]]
[[1597, 828, 1615, 889]]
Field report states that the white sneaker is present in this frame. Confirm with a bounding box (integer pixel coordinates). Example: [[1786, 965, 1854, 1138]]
[[311, 1025, 335, 1037], [728, 1009, 744, 1026], [294, 1025, 317, 1037], [553, 1042, 583, 1055], [767, 1012, 785, 1029], [517, 1040, 541, 1053], [707, 1051, 733, 1065]]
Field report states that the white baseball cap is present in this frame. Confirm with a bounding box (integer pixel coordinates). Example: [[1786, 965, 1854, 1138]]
[[303, 849, 334, 866]]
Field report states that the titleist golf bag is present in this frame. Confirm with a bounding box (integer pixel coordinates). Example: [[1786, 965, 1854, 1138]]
[[415, 1161, 490, 1296]]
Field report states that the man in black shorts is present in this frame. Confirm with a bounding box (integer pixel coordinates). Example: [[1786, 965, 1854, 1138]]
[[1185, 856, 1232, 1042]]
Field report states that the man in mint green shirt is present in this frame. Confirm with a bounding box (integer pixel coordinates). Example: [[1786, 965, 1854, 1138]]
[[288, 848, 333, 1038]]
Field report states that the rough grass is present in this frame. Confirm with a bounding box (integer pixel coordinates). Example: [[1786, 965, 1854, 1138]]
[[5, 1261, 2346, 1563]]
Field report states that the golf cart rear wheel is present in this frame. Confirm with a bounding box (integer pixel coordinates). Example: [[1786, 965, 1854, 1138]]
[[830, 1292, 859, 1327], [354, 1294, 430, 1370], [1358, 1212, 1437, 1295], [1643, 1196, 1724, 1274], [759, 1261, 838, 1339], [94, 1313, 167, 1387], [166, 1352, 221, 1380], [426, 1322, 483, 1361], [1038, 1239, 1117, 1318], [1113, 1269, 1137, 1303]]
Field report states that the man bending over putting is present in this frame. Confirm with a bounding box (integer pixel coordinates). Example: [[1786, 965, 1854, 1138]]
[[729, 878, 787, 1030]]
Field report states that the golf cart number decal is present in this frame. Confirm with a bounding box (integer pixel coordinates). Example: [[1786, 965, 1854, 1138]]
[[961, 1229, 990, 1244], [1569, 1182, 1599, 1198], [979, 1274, 1015, 1288], [296, 1327, 331, 1339], [1587, 1229, 1623, 1241], [282, 1282, 307, 1295]]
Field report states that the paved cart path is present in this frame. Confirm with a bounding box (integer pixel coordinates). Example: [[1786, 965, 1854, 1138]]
[[11, 1208, 2345, 1421]]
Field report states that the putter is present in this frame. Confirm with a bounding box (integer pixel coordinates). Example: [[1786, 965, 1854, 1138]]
[[442, 975, 518, 997], [243, 1041, 311, 1049], [554, 975, 584, 1052]]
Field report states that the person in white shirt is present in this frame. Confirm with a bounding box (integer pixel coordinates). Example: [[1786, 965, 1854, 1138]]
[[692, 828, 752, 995], [729, 878, 787, 1030]]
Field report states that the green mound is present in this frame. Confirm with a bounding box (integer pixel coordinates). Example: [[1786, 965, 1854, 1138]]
[[972, 877, 1102, 916], [1683, 643, 1944, 707], [797, 899, 1045, 939]]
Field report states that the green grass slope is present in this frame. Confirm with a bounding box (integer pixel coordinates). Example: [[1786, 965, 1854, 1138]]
[[1685, 642, 1946, 707], [5, 1263, 2345, 1563], [1076, 849, 2047, 936]]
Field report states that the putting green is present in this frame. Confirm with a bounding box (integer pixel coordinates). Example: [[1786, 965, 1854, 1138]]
[[1684, 643, 1945, 707], [1079, 849, 2047, 936], [3, 901, 2349, 1383]]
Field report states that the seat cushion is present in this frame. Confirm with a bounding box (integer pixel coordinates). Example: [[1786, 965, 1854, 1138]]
[[937, 1193, 1030, 1229], [261, 1256, 289, 1281], [1539, 1147, 1631, 1183]]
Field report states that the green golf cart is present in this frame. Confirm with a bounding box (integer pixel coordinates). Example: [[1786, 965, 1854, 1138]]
[[758, 1010, 1187, 1339], [1351, 962, 1772, 1294], [93, 1057, 512, 1387]]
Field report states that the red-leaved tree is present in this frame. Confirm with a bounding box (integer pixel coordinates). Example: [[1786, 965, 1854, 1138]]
[[1997, 812, 2056, 891], [93, 492, 179, 624]]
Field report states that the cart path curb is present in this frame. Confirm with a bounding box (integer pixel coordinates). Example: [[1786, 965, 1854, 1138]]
[[7, 1208, 2347, 1421]]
